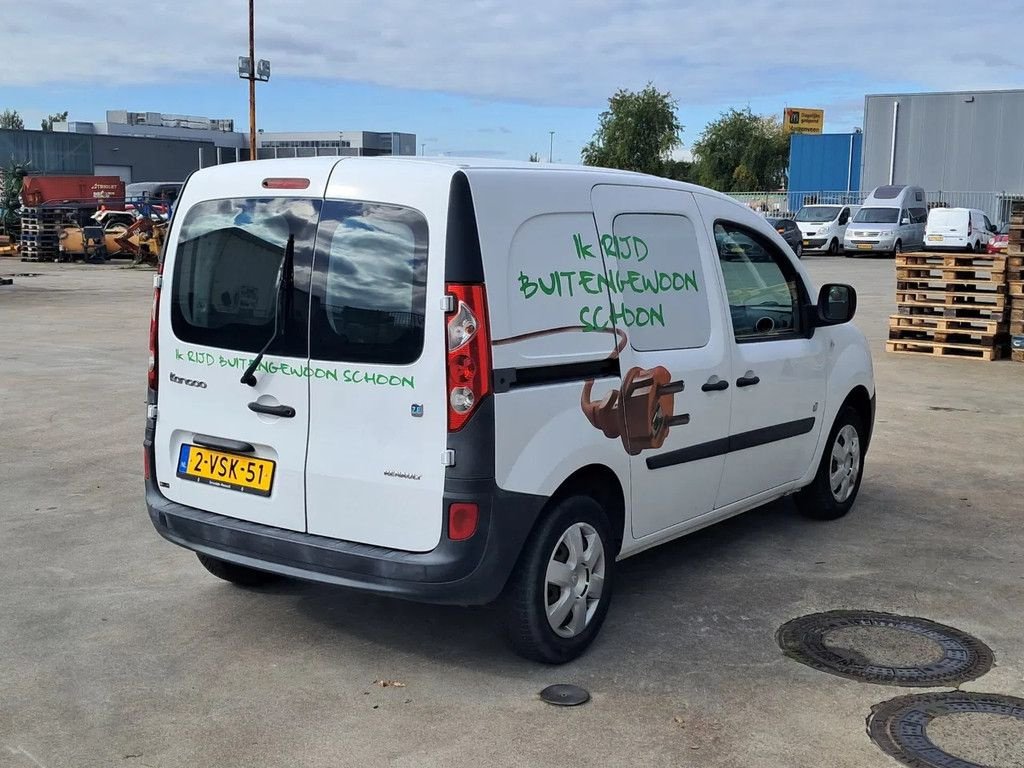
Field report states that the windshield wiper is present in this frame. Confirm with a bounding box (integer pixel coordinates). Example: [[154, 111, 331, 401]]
[[240, 234, 295, 387]]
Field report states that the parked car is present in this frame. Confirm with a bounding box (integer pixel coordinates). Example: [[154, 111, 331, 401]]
[[145, 158, 875, 663], [767, 217, 803, 257], [794, 204, 859, 255], [844, 185, 927, 256], [987, 223, 1010, 254], [925, 207, 996, 252]]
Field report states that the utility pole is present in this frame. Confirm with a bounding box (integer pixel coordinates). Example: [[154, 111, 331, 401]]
[[238, 0, 270, 161], [248, 0, 256, 159], [549, 131, 554, 163]]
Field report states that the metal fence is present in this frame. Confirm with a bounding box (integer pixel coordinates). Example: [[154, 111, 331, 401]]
[[727, 190, 1024, 224]]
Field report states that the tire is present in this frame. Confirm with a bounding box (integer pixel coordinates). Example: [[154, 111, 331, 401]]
[[828, 238, 840, 255], [795, 406, 866, 520], [196, 552, 282, 588], [795, 242, 803, 259], [503, 496, 615, 663], [893, 240, 902, 257]]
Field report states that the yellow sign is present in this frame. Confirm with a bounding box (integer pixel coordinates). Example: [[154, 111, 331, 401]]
[[784, 108, 824, 135]]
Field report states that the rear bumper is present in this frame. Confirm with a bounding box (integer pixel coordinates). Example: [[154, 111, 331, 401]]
[[144, 432, 546, 605]]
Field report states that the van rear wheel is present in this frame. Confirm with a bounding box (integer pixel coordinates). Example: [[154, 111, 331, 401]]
[[196, 552, 282, 588], [503, 496, 614, 664], [828, 238, 840, 255]]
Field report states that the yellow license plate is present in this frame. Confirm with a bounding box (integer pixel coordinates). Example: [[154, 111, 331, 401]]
[[928, 235, 943, 241], [802, 240, 810, 246], [176, 444, 275, 496], [857, 243, 873, 250]]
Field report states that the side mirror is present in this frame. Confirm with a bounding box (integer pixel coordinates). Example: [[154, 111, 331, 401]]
[[817, 283, 856, 325], [901, 216, 910, 225]]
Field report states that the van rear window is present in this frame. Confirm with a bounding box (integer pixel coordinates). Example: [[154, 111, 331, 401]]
[[170, 198, 321, 355], [309, 200, 428, 365]]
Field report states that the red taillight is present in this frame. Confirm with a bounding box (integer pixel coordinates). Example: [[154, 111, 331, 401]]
[[448, 502, 479, 541], [262, 177, 310, 190], [968, 220, 973, 236], [148, 263, 163, 392], [445, 283, 491, 432]]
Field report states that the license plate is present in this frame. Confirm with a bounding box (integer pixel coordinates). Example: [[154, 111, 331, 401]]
[[176, 444, 275, 496], [928, 235, 943, 242], [857, 243, 873, 250]]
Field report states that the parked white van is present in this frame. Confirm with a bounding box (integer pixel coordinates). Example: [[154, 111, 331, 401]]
[[925, 208, 997, 252], [794, 204, 859, 255], [145, 158, 876, 663], [844, 185, 928, 256]]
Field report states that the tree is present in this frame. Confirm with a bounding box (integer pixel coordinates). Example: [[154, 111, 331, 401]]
[[528, 152, 541, 162], [0, 109, 25, 130], [581, 83, 682, 176], [40, 111, 69, 131], [691, 107, 789, 192], [662, 159, 693, 183]]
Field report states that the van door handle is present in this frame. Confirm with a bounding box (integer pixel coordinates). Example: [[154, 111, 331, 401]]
[[701, 378, 730, 392], [736, 375, 761, 388], [193, 434, 256, 454], [248, 402, 296, 418]]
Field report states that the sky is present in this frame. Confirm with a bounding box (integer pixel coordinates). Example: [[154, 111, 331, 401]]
[[2, 0, 1023, 162]]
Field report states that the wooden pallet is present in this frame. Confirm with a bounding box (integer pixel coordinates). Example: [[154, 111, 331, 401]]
[[896, 265, 1006, 283], [896, 252, 1006, 269], [895, 302, 1007, 321], [896, 277, 1006, 293], [894, 289, 1007, 310], [1012, 349, 1024, 363], [889, 314, 1006, 334], [886, 339, 1003, 361], [1009, 281, 1024, 299]]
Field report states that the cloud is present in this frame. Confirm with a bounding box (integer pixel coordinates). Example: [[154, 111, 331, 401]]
[[5, 1, 1023, 107]]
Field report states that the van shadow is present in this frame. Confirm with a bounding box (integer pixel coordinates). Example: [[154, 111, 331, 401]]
[[279, 497, 820, 675]]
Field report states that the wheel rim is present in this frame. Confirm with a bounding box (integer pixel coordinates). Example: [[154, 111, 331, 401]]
[[829, 425, 861, 503], [545, 522, 606, 639]]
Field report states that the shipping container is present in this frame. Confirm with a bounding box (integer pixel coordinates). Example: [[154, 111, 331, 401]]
[[787, 133, 863, 212], [20, 175, 126, 207]]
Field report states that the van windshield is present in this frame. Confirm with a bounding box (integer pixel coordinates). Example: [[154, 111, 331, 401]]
[[794, 206, 841, 223], [853, 207, 899, 224]]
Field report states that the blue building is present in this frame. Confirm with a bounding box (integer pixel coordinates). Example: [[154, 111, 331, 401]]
[[787, 132, 863, 212]]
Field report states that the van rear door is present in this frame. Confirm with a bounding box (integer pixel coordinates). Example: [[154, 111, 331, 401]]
[[154, 162, 333, 532], [303, 162, 453, 552]]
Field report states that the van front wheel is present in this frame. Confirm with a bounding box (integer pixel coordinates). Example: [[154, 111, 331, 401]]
[[196, 552, 282, 588], [503, 496, 614, 663], [795, 406, 866, 521]]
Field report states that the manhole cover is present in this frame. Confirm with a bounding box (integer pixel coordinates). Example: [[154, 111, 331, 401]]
[[540, 684, 590, 706], [777, 611, 993, 686], [868, 692, 1024, 768]]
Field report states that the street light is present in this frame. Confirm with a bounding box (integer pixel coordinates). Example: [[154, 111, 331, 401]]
[[238, 0, 270, 161]]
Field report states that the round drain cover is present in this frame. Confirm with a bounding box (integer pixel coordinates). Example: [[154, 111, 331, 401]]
[[868, 692, 1024, 768], [776, 610, 993, 686], [540, 684, 591, 706]]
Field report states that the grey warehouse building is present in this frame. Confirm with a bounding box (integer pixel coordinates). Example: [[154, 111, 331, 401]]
[[862, 88, 1024, 201]]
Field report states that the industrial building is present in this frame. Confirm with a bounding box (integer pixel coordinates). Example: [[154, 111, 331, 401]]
[[0, 110, 416, 184], [786, 131, 863, 211], [861, 89, 1024, 219]]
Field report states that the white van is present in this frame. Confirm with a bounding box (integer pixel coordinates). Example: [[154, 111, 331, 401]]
[[844, 185, 928, 256], [145, 158, 876, 663], [794, 204, 859, 254], [925, 208, 997, 252]]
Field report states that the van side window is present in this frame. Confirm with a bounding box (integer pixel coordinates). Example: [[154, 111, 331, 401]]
[[170, 197, 321, 356], [839, 208, 850, 225], [309, 200, 428, 365], [611, 213, 711, 351], [910, 207, 928, 224], [714, 222, 804, 341]]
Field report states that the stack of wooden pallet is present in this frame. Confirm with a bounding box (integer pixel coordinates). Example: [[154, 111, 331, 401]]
[[18, 207, 67, 262], [1010, 202, 1024, 363], [887, 250, 1009, 361]]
